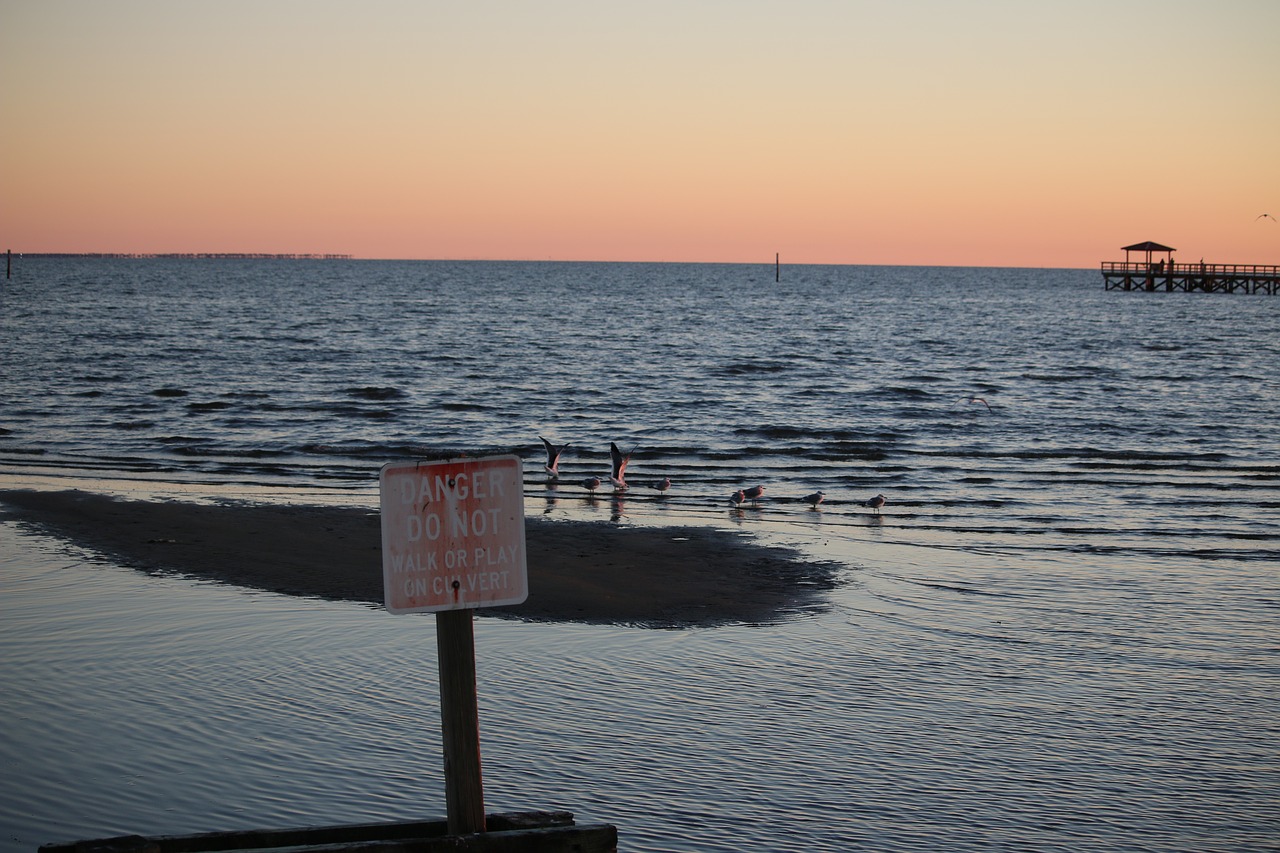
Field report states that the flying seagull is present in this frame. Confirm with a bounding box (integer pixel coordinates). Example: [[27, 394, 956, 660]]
[[539, 435, 569, 479], [863, 494, 887, 514], [609, 442, 634, 490], [1258, 213, 1277, 222], [961, 395, 993, 412]]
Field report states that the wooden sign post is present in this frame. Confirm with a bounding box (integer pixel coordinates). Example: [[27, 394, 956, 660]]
[[380, 455, 528, 836], [436, 608, 485, 834]]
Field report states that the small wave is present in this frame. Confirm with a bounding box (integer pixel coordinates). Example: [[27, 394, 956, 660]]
[[170, 445, 222, 457], [151, 387, 189, 398], [185, 401, 234, 412], [818, 443, 893, 462], [1045, 541, 1280, 563], [1074, 459, 1249, 473], [742, 425, 817, 440], [162, 444, 291, 462], [740, 425, 901, 443], [439, 402, 492, 412], [1020, 369, 1122, 382], [344, 386, 406, 401], [111, 421, 155, 431], [919, 447, 1231, 464], [871, 385, 931, 398], [909, 580, 999, 596], [713, 361, 791, 376], [299, 441, 452, 459]]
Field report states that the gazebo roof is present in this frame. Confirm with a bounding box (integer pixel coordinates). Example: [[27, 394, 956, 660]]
[[1122, 241, 1176, 252]]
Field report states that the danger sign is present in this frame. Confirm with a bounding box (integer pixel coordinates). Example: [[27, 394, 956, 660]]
[[380, 455, 528, 614]]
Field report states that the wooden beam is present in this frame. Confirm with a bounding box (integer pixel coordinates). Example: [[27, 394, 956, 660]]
[[38, 812, 613, 853]]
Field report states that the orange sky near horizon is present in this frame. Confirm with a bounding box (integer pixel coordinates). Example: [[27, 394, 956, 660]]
[[2, 0, 1277, 267]]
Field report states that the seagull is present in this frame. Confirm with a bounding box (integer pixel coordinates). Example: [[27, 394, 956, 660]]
[[609, 442, 634, 490], [581, 476, 601, 493], [1256, 213, 1276, 221], [802, 490, 825, 508], [729, 489, 746, 507], [539, 436, 569, 479], [651, 477, 671, 492], [863, 494, 886, 513], [743, 485, 765, 505], [961, 395, 993, 412]]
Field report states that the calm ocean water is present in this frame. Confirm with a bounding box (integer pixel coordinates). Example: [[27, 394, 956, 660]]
[[1, 258, 1278, 851]]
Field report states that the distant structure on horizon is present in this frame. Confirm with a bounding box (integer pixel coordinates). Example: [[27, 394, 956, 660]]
[[1101, 241, 1278, 295], [20, 252, 353, 260]]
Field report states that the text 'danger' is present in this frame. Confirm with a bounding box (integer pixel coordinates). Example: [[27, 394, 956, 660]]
[[379, 455, 528, 614]]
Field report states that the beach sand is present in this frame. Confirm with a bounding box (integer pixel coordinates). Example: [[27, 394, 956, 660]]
[[0, 489, 838, 628]]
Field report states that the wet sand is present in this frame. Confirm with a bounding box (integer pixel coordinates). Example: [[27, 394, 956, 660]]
[[0, 489, 839, 628]]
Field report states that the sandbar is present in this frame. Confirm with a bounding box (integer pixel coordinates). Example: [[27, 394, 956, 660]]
[[0, 489, 839, 628]]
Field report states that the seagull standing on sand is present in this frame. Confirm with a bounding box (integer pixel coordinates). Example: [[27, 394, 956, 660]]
[[539, 436, 569, 479], [729, 489, 746, 507], [582, 476, 601, 493], [863, 494, 887, 514], [802, 490, 825, 508], [743, 485, 765, 505], [609, 442, 634, 490], [651, 477, 671, 492]]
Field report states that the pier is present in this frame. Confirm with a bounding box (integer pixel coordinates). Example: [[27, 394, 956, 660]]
[[1102, 241, 1279, 294]]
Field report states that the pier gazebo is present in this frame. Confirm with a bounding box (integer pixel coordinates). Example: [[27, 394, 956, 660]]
[[1101, 241, 1279, 294], [1121, 240, 1175, 269]]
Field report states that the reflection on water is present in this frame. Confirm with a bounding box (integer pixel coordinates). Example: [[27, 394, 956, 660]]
[[3, 512, 1277, 852]]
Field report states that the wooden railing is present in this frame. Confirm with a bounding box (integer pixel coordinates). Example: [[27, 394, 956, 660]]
[[1101, 261, 1280, 276], [1100, 260, 1280, 293]]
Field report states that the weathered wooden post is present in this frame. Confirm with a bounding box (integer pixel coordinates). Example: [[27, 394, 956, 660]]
[[380, 455, 529, 837], [775, 252, 779, 282], [436, 608, 486, 833]]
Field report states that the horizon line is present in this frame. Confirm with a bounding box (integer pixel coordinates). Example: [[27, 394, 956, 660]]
[[8, 251, 1097, 271]]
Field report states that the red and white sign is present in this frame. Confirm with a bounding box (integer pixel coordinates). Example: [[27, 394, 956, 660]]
[[380, 455, 528, 614]]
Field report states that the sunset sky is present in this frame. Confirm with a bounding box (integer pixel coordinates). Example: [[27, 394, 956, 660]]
[[2, 1, 1277, 267]]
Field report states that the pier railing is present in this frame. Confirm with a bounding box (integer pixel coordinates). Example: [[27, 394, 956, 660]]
[[1101, 261, 1279, 294]]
